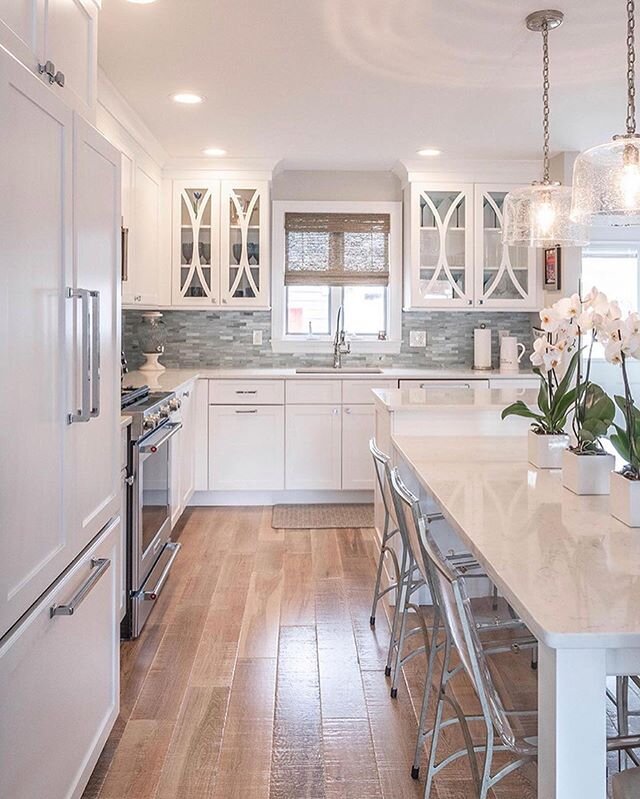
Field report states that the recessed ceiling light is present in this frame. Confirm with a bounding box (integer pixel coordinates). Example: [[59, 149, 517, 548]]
[[417, 148, 441, 157], [203, 147, 227, 157], [171, 92, 204, 105]]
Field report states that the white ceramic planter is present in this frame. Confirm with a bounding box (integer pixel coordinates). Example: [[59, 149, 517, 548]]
[[561, 449, 615, 495], [610, 471, 640, 528], [527, 430, 569, 469]]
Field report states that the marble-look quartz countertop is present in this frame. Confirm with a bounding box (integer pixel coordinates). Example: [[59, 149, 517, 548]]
[[122, 366, 535, 393], [392, 434, 640, 649], [373, 386, 539, 411]]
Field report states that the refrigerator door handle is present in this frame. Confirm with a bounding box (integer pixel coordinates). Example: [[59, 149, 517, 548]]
[[89, 289, 100, 418], [67, 287, 91, 423], [50, 558, 111, 617]]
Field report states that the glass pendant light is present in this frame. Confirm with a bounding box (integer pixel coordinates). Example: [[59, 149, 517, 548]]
[[503, 10, 589, 247], [571, 1, 640, 226]]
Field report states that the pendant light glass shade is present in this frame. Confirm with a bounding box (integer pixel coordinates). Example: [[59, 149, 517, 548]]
[[571, 135, 640, 226], [503, 182, 589, 246], [502, 10, 588, 248]]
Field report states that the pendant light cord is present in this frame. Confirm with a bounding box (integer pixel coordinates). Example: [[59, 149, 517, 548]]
[[627, 0, 637, 135], [542, 20, 551, 183]]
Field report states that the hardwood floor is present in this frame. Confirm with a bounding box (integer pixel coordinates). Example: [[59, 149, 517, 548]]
[[82, 506, 542, 799]]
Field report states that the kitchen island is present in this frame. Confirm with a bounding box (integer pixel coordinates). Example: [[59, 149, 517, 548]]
[[392, 432, 640, 799]]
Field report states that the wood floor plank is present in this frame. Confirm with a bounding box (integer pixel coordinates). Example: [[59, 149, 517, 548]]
[[317, 622, 368, 719], [237, 570, 283, 659], [189, 604, 244, 688], [280, 552, 315, 626], [311, 530, 343, 580], [155, 686, 228, 799]]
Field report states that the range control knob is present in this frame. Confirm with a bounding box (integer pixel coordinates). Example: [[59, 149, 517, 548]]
[[143, 414, 160, 430], [159, 404, 171, 418], [168, 397, 181, 411]]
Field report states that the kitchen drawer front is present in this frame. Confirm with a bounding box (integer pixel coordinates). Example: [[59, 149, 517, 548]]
[[342, 379, 398, 405], [0, 517, 120, 799], [286, 379, 341, 405], [488, 377, 539, 389], [209, 405, 285, 490], [398, 379, 490, 390], [209, 379, 284, 405]]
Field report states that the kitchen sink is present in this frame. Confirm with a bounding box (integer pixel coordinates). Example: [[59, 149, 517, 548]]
[[295, 367, 383, 374]]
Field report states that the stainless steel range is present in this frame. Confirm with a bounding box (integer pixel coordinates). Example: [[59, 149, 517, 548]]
[[121, 385, 182, 638]]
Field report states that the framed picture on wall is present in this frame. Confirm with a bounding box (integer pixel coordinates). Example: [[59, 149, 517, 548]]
[[543, 246, 562, 291]]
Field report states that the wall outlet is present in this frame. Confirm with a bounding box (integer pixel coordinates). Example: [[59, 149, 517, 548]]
[[409, 330, 427, 348], [252, 330, 263, 345]]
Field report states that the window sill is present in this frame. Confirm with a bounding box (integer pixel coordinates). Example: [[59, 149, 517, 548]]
[[271, 338, 401, 355]]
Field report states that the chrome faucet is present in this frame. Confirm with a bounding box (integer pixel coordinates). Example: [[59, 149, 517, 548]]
[[333, 305, 351, 369]]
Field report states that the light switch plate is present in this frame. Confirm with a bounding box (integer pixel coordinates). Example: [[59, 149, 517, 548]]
[[253, 330, 263, 345], [409, 330, 427, 348]]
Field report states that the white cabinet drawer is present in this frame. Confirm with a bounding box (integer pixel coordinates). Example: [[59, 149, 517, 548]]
[[398, 379, 490, 389], [488, 377, 539, 389], [0, 517, 120, 799], [209, 379, 284, 405], [286, 379, 341, 405], [342, 379, 397, 405], [209, 405, 284, 490]]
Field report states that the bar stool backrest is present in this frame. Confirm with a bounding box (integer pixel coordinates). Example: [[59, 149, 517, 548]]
[[369, 438, 398, 529]]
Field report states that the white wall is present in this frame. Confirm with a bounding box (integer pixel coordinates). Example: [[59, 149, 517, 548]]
[[272, 170, 402, 202]]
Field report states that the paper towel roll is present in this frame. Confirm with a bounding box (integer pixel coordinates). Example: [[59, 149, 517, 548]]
[[474, 327, 492, 370]]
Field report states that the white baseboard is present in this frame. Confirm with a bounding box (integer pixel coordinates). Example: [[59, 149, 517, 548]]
[[190, 489, 374, 507]]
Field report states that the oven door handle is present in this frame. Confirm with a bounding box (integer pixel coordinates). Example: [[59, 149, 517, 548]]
[[142, 542, 181, 600], [138, 421, 182, 453]]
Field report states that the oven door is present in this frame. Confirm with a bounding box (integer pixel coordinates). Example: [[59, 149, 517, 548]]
[[132, 422, 182, 590]]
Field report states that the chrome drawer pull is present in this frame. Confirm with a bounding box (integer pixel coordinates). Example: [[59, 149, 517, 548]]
[[50, 558, 111, 618], [142, 542, 181, 600], [235, 408, 258, 414], [235, 390, 257, 394]]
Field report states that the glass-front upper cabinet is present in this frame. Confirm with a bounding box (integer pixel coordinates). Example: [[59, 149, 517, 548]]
[[173, 181, 221, 306], [405, 183, 474, 309], [220, 181, 270, 308], [474, 185, 539, 310]]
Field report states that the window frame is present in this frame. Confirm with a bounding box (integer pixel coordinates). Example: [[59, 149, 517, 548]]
[[271, 200, 403, 354]]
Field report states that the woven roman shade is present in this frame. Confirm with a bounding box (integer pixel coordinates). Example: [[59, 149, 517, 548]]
[[284, 212, 390, 286]]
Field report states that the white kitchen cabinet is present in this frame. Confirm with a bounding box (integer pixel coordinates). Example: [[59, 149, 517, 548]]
[[0, 50, 76, 637], [474, 185, 539, 310], [209, 405, 284, 490], [0, 0, 98, 118], [173, 180, 221, 306], [122, 162, 162, 306], [285, 405, 342, 490], [194, 379, 209, 491], [170, 381, 196, 527], [171, 178, 270, 309], [0, 518, 120, 799], [71, 115, 121, 546], [405, 182, 475, 309], [44, 0, 98, 117], [220, 180, 270, 308], [342, 405, 375, 490]]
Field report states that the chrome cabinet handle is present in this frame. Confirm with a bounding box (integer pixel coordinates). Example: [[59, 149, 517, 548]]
[[235, 408, 258, 414], [183, 390, 190, 398], [235, 390, 257, 394], [344, 407, 352, 414], [50, 558, 111, 617], [121, 224, 129, 281], [90, 290, 100, 418], [67, 287, 91, 423], [143, 543, 181, 600]]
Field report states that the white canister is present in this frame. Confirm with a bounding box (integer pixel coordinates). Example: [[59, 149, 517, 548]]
[[500, 336, 526, 373]]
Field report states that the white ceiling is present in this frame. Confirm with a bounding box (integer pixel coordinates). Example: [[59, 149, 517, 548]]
[[98, 0, 627, 168]]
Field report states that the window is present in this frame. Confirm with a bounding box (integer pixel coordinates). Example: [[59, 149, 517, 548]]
[[272, 201, 402, 353], [581, 245, 640, 359]]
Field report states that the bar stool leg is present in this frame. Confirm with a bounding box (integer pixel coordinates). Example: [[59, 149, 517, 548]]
[[390, 558, 414, 699], [385, 547, 409, 678], [411, 610, 441, 780], [370, 513, 390, 626]]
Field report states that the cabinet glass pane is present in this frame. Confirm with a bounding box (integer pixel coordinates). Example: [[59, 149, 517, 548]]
[[226, 188, 261, 299], [180, 188, 214, 299], [419, 190, 467, 300], [480, 192, 529, 302]]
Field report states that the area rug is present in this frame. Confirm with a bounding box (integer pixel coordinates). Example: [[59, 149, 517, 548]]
[[272, 503, 374, 529]]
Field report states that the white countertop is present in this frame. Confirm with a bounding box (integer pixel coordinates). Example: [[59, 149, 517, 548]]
[[392, 434, 640, 649], [373, 386, 539, 411], [120, 415, 131, 429], [123, 366, 535, 393]]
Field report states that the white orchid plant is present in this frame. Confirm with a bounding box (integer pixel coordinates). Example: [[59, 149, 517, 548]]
[[596, 301, 640, 478], [502, 288, 616, 445]]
